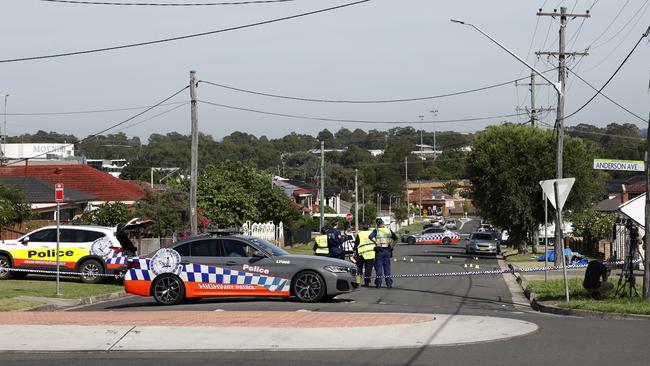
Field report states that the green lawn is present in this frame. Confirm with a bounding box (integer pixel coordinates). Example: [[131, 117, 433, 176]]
[[0, 277, 123, 311], [284, 243, 314, 256], [527, 278, 650, 315], [398, 221, 425, 235]]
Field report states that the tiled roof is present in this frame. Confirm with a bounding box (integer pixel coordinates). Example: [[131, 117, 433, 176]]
[[0, 176, 96, 203], [0, 164, 145, 201]]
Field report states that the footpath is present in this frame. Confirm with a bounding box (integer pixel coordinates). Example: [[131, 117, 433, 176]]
[[0, 310, 537, 352]]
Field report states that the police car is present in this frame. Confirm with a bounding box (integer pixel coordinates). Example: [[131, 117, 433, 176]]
[[401, 227, 461, 245], [0, 225, 127, 284], [124, 231, 359, 305]]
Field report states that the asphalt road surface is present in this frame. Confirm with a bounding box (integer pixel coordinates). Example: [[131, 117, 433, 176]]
[[5, 219, 650, 365]]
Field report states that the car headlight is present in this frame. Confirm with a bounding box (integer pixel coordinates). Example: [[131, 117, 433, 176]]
[[324, 265, 351, 273]]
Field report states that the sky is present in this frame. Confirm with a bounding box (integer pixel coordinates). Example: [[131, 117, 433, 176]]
[[1, 0, 649, 143]]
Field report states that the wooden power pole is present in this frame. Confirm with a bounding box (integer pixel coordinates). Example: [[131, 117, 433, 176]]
[[536, 7, 589, 265], [189, 70, 199, 236]]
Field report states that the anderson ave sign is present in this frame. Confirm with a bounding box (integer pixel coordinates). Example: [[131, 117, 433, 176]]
[[593, 159, 645, 172]]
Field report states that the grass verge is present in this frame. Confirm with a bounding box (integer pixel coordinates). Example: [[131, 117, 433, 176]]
[[398, 221, 425, 235], [527, 278, 650, 315], [0, 277, 123, 311], [283, 243, 314, 256]]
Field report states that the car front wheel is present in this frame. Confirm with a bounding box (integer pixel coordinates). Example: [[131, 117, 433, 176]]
[[0, 255, 12, 280], [152, 274, 185, 305], [442, 237, 451, 245], [292, 270, 326, 303], [79, 259, 104, 284], [407, 237, 416, 245]]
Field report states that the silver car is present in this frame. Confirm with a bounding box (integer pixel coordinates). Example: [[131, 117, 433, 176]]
[[124, 233, 359, 305], [466, 232, 501, 255]]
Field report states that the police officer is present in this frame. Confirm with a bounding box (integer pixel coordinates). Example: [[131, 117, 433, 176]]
[[313, 226, 329, 256], [326, 220, 345, 260], [369, 218, 398, 289], [354, 222, 375, 287]]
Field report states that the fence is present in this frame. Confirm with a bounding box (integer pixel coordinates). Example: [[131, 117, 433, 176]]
[[241, 221, 284, 246], [0, 220, 57, 240]]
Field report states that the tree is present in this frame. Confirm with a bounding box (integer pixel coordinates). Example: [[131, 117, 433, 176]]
[[570, 209, 616, 246], [197, 161, 298, 227], [135, 188, 189, 237], [467, 124, 603, 255], [0, 183, 31, 227], [441, 181, 459, 197], [81, 202, 131, 227]]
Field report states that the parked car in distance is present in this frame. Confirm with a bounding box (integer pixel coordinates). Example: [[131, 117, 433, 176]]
[[466, 232, 500, 255], [401, 227, 461, 245], [445, 219, 458, 230], [478, 224, 495, 233]]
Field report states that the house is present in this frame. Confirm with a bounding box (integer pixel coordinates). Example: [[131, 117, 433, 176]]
[[273, 177, 342, 215], [0, 164, 146, 220], [596, 175, 645, 212]]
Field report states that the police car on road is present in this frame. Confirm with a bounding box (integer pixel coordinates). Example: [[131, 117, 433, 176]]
[[401, 227, 461, 245], [124, 231, 359, 305], [0, 225, 126, 283]]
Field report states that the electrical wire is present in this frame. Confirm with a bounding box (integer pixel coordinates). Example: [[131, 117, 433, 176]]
[[5, 85, 189, 165], [198, 99, 527, 125], [199, 69, 557, 104], [0, 0, 370, 63], [40, 0, 293, 5], [592, 0, 649, 50], [113, 102, 188, 133], [563, 25, 650, 122], [565, 67, 646, 122], [587, 0, 632, 48], [6, 101, 187, 116]]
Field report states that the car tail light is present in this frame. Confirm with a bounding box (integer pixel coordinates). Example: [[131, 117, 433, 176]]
[[110, 246, 123, 254]]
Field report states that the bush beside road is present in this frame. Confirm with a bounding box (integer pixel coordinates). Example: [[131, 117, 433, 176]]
[[0, 278, 123, 311]]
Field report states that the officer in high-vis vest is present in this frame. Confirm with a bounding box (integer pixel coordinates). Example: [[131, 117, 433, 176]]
[[313, 227, 329, 256], [369, 218, 398, 289], [354, 222, 375, 287]]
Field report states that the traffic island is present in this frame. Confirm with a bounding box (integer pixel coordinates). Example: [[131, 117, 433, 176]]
[[0, 311, 538, 352]]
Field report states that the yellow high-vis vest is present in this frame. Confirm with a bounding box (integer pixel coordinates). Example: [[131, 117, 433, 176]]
[[357, 230, 376, 260], [374, 228, 393, 248], [314, 235, 329, 255]]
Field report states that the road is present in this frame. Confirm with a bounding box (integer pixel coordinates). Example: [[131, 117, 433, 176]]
[[5, 219, 650, 365]]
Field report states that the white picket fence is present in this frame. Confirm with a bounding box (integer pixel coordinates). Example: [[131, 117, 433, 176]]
[[241, 221, 284, 246]]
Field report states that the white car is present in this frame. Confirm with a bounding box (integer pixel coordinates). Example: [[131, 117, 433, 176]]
[[0, 225, 127, 283]]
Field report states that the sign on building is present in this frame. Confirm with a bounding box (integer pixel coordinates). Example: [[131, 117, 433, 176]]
[[593, 159, 644, 172]]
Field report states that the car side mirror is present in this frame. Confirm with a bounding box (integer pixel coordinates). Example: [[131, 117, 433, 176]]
[[21, 236, 30, 244], [253, 250, 266, 258]]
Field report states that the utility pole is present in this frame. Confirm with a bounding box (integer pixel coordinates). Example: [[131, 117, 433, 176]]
[[189, 70, 198, 236], [515, 71, 554, 126], [319, 141, 325, 229], [355, 168, 359, 234], [643, 113, 650, 300], [536, 7, 589, 265], [405, 157, 409, 225], [2, 94, 8, 165]]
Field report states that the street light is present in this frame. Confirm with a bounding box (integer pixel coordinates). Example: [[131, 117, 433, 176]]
[[451, 17, 569, 301], [430, 109, 438, 159], [450, 19, 561, 95]]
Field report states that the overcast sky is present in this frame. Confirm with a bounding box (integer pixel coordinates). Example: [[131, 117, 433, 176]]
[[1, 0, 648, 142]]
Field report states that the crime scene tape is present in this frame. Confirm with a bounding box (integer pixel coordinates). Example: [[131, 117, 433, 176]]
[[2, 267, 122, 277], [1, 259, 641, 280]]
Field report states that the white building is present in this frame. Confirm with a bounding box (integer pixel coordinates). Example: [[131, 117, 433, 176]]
[[1, 143, 74, 160]]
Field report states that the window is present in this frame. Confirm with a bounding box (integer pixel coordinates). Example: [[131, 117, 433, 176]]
[[190, 239, 218, 257], [27, 229, 57, 243], [83, 231, 105, 243], [220, 239, 255, 258], [472, 233, 494, 240], [174, 243, 190, 256]]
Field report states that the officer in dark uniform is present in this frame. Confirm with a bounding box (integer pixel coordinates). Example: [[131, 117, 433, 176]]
[[369, 218, 398, 288], [326, 220, 345, 260]]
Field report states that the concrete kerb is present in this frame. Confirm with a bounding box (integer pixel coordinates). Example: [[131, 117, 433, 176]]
[[505, 260, 650, 321], [16, 291, 128, 312]]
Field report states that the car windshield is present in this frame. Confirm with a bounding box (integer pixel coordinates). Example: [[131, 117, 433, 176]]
[[249, 238, 289, 256], [472, 233, 494, 240]]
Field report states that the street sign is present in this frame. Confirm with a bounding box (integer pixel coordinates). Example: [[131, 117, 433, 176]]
[[346, 213, 353, 221], [593, 159, 645, 172], [539, 178, 575, 210], [54, 183, 64, 203]]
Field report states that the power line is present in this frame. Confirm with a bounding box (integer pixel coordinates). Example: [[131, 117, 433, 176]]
[[6, 101, 187, 116], [0, 0, 370, 63], [5, 85, 189, 165], [564, 25, 650, 122], [198, 99, 527, 125], [565, 66, 646, 122], [199, 69, 557, 104], [41, 0, 294, 5]]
